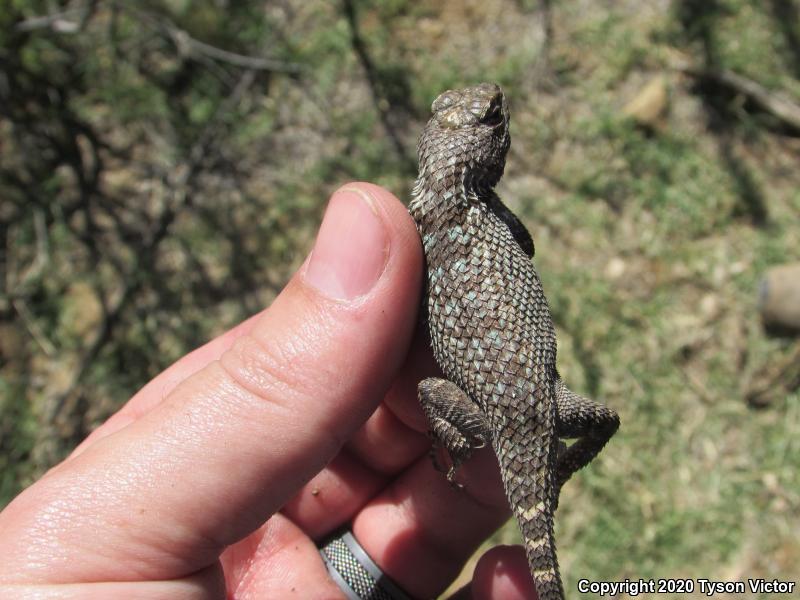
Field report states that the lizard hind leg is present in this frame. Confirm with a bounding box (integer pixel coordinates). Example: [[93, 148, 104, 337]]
[[554, 379, 620, 493], [418, 378, 490, 486]]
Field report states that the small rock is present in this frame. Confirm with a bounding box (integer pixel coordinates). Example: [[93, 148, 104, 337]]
[[623, 75, 668, 128], [605, 257, 626, 279], [759, 263, 800, 333], [700, 293, 720, 319]]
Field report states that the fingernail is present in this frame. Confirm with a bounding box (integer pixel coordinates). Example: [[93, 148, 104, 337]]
[[305, 188, 390, 300]]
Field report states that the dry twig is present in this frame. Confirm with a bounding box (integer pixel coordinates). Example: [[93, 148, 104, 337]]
[[677, 63, 800, 132]]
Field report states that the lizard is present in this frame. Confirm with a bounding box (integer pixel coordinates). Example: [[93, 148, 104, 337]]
[[408, 82, 620, 600]]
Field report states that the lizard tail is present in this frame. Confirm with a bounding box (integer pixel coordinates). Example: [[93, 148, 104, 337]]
[[494, 430, 564, 600]]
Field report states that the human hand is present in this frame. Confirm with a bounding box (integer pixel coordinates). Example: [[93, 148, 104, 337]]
[[0, 183, 537, 599]]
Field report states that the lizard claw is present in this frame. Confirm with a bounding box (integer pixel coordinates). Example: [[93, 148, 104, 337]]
[[446, 467, 465, 490]]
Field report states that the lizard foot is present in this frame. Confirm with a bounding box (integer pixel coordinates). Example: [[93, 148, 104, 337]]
[[418, 377, 490, 489]]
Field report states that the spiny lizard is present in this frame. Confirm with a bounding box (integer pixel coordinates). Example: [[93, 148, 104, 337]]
[[409, 83, 619, 600]]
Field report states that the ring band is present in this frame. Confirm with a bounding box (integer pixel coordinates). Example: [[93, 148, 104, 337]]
[[319, 528, 413, 600]]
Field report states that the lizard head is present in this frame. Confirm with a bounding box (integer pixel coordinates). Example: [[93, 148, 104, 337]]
[[417, 82, 510, 192]]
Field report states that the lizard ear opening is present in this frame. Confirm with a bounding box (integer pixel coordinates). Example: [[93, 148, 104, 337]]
[[480, 103, 503, 126], [479, 92, 505, 126]]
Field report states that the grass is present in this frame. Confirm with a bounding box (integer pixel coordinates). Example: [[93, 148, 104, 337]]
[[2, 0, 798, 597]]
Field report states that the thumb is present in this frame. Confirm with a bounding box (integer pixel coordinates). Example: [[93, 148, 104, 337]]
[[0, 182, 423, 585]]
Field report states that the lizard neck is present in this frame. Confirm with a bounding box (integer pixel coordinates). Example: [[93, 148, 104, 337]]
[[409, 175, 491, 233]]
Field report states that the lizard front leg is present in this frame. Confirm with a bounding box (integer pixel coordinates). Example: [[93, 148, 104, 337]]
[[554, 380, 619, 493], [418, 378, 490, 484]]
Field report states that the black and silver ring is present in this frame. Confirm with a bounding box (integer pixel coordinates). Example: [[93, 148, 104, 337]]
[[319, 528, 413, 600]]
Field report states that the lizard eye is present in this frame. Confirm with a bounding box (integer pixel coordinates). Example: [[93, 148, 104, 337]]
[[432, 90, 460, 114], [481, 103, 503, 126]]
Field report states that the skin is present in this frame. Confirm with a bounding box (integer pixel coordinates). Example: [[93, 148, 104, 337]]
[[0, 183, 538, 600]]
